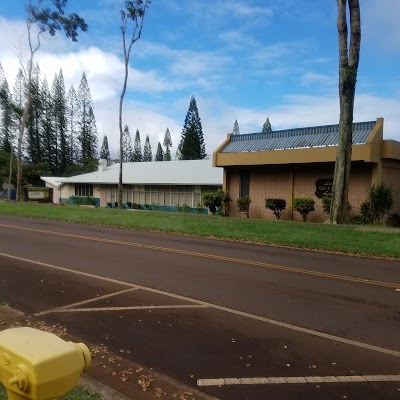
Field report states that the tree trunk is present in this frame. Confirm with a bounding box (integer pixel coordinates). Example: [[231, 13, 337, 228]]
[[16, 55, 34, 202], [330, 0, 361, 224], [118, 54, 129, 210]]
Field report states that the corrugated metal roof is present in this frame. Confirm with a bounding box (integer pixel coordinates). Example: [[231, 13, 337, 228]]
[[222, 121, 376, 153], [50, 159, 223, 185]]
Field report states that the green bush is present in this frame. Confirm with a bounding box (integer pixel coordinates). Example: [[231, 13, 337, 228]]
[[71, 196, 95, 206], [293, 197, 315, 222], [321, 196, 331, 215], [386, 212, 400, 228], [322, 196, 351, 216], [236, 196, 251, 218], [202, 190, 228, 215], [126, 201, 132, 208], [265, 198, 286, 220], [360, 184, 393, 224]]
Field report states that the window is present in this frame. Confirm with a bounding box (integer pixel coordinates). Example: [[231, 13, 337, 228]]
[[75, 183, 93, 197], [239, 171, 250, 198]]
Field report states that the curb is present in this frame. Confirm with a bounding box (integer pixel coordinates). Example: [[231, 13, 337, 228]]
[[81, 375, 132, 400]]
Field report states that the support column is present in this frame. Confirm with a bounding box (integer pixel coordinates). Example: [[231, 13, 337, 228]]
[[287, 169, 294, 221]]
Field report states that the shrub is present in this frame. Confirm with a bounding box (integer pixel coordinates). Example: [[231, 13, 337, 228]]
[[126, 201, 132, 208], [321, 196, 331, 215], [71, 196, 95, 206], [360, 184, 393, 224], [236, 196, 251, 218], [293, 197, 315, 222], [322, 195, 351, 216], [106, 201, 112, 208], [202, 190, 228, 215], [265, 198, 286, 220], [386, 212, 400, 228]]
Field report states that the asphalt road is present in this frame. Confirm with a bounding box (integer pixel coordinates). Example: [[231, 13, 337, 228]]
[[0, 215, 399, 400]]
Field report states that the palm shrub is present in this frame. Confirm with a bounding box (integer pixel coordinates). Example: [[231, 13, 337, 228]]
[[360, 184, 393, 224], [293, 197, 315, 222], [265, 198, 286, 220]]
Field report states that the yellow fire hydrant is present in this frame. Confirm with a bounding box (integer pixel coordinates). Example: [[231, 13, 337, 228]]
[[0, 327, 91, 400]]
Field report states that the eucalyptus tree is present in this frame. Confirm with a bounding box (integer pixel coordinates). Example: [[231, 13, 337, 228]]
[[15, 0, 87, 200], [330, 0, 361, 224], [117, 0, 151, 208]]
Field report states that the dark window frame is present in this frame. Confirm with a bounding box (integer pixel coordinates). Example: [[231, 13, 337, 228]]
[[239, 171, 250, 198], [75, 183, 93, 197]]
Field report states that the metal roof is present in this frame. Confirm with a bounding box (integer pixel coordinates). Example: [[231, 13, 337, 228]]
[[40, 177, 69, 188], [221, 121, 376, 153], [48, 159, 223, 186]]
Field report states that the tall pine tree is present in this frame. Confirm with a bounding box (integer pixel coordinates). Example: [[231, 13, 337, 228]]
[[11, 69, 25, 156], [132, 129, 143, 162], [119, 125, 133, 162], [163, 127, 172, 161], [76, 73, 97, 161], [99, 135, 111, 164], [143, 134, 152, 162], [155, 142, 164, 161], [262, 117, 272, 133], [0, 64, 13, 152], [232, 119, 240, 135], [67, 86, 79, 164], [41, 78, 57, 174], [26, 63, 43, 164], [178, 96, 206, 160], [52, 69, 70, 173]]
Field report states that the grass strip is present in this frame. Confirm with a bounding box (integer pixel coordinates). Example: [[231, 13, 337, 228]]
[[0, 385, 101, 400], [0, 201, 399, 259]]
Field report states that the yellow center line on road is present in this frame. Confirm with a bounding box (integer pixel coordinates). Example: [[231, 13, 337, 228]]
[[1, 223, 399, 289]]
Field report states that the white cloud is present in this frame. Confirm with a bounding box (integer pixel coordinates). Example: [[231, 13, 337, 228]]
[[300, 72, 336, 88]]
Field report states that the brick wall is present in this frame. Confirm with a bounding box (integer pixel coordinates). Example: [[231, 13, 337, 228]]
[[226, 163, 373, 222]]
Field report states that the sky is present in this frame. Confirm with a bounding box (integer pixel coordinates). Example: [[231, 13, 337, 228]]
[[0, 0, 399, 158]]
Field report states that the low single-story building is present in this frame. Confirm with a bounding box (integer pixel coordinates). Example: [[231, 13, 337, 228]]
[[42, 159, 223, 209], [213, 118, 400, 222]]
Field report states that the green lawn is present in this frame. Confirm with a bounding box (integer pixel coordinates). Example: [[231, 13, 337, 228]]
[[1, 201, 399, 259], [0, 385, 100, 400]]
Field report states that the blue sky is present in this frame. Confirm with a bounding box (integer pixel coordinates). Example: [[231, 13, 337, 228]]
[[0, 0, 399, 157]]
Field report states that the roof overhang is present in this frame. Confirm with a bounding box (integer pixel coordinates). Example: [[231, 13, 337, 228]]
[[212, 118, 398, 167]]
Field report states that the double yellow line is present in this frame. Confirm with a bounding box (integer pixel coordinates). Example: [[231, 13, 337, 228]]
[[1, 223, 399, 289]]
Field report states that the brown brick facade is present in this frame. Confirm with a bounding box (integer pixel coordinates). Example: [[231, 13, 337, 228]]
[[215, 119, 400, 222], [225, 164, 374, 222]]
